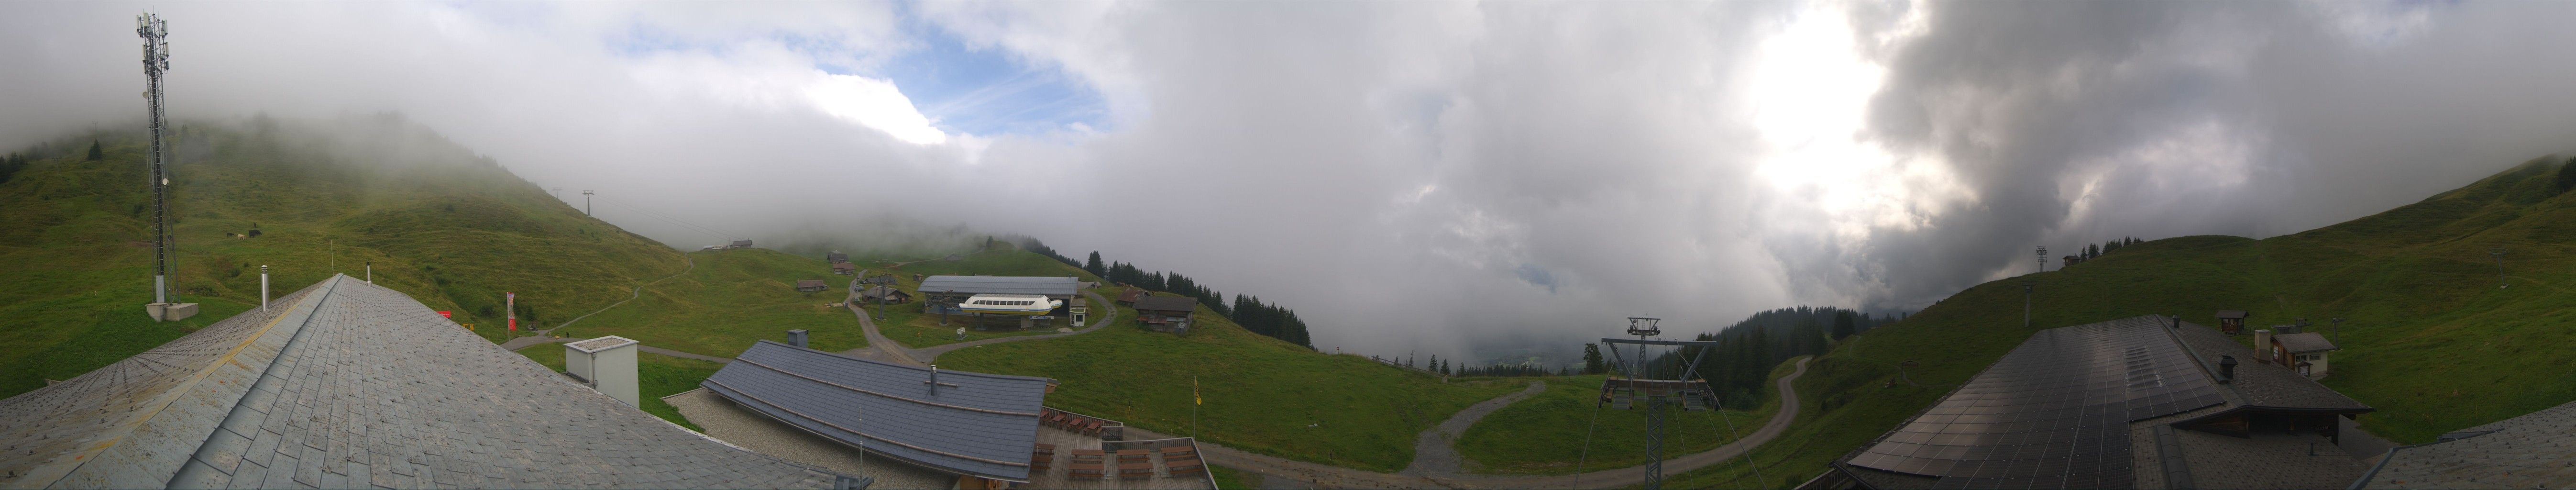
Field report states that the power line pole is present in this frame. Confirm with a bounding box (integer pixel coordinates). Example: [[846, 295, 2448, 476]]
[[139, 12, 173, 306], [583, 190, 595, 216], [2490, 246, 2508, 289]]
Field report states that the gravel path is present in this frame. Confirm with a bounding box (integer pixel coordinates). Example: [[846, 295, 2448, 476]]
[[498, 253, 695, 351], [1192, 357, 1814, 489], [1403, 380, 1549, 477]]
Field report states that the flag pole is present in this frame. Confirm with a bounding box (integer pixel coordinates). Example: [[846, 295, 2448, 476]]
[[1192, 377, 1200, 438]]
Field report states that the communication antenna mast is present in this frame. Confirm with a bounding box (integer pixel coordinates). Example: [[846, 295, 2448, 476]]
[[139, 12, 174, 306], [2036, 245, 2049, 272]]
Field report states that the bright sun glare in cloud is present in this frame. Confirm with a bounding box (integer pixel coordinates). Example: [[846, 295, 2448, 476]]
[[808, 73, 949, 145], [1746, 3, 1955, 238]]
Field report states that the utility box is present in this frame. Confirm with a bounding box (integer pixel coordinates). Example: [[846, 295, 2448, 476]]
[[565, 336, 640, 407], [1070, 306, 1088, 327], [144, 302, 198, 322], [787, 329, 809, 348]]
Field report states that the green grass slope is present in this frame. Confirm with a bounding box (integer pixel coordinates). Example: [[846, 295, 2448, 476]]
[[0, 116, 685, 398], [554, 248, 868, 357], [941, 305, 1525, 472], [1670, 156, 2576, 488], [1455, 371, 1783, 475], [515, 345, 726, 431]]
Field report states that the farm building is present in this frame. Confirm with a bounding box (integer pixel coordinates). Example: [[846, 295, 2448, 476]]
[[795, 279, 830, 293], [1810, 315, 2373, 490], [859, 285, 912, 303], [2268, 332, 2336, 379], [730, 239, 755, 249], [2215, 310, 2249, 335], [832, 262, 856, 275], [696, 341, 1214, 490], [1115, 288, 1146, 306], [0, 275, 867, 489], [1131, 295, 1197, 334], [826, 251, 848, 263]]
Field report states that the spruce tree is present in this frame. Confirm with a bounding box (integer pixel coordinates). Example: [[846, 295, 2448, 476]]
[[1084, 251, 1105, 277], [86, 141, 102, 161]]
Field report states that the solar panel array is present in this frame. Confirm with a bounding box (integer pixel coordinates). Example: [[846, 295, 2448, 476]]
[[1846, 316, 2226, 489]]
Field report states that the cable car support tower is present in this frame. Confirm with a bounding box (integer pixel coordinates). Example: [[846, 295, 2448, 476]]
[[1593, 317, 1728, 489]]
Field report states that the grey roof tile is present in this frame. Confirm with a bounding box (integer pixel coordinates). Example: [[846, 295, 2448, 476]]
[[0, 276, 861, 489], [706, 340, 1050, 482], [915, 275, 1080, 297]]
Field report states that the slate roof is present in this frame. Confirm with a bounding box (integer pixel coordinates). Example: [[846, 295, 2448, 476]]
[[796, 279, 830, 290], [0, 275, 860, 489], [2216, 310, 2248, 319], [1131, 296, 1198, 313], [1832, 315, 2374, 490], [2167, 322, 2369, 412], [703, 341, 1052, 482], [1838, 316, 2228, 488], [2356, 398, 2576, 489], [858, 286, 909, 300], [915, 276, 1079, 298], [2273, 332, 2336, 354]]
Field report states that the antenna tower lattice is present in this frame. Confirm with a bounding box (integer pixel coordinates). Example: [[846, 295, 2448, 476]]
[[139, 13, 173, 304]]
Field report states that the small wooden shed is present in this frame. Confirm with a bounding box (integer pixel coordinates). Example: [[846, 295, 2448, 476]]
[[794, 279, 829, 293]]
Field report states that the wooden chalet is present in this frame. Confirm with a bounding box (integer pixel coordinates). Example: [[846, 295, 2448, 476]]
[[860, 285, 912, 303], [831, 262, 857, 275], [2216, 310, 2249, 335], [794, 279, 830, 293], [1131, 296, 1197, 334]]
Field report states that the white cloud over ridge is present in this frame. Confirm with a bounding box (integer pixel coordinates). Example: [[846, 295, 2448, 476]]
[[7, 1, 2576, 361]]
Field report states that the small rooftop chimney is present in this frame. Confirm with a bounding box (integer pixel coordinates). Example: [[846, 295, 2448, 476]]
[[2253, 329, 2274, 362], [565, 336, 641, 407], [2218, 356, 2238, 384], [927, 364, 939, 390], [787, 329, 808, 348]]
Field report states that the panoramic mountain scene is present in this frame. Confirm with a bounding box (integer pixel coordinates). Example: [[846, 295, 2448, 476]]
[[7, 2, 2576, 490]]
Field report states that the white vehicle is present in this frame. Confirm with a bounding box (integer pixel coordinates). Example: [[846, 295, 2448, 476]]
[[957, 294, 1061, 316]]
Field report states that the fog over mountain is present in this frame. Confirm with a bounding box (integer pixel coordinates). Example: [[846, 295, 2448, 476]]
[[7, 1, 2575, 361]]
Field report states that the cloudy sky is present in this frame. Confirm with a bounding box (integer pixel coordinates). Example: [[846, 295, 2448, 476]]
[[8, 1, 2576, 360]]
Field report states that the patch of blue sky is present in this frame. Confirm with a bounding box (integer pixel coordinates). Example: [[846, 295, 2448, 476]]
[[871, 22, 1110, 137]]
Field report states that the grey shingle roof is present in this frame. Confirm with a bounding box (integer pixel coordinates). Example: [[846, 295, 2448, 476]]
[[1834, 315, 2377, 490], [797, 279, 830, 289], [2168, 322, 2369, 412], [1838, 315, 2227, 488], [703, 341, 1051, 482], [915, 276, 1079, 298], [2273, 332, 2336, 354], [2216, 310, 2248, 319], [2356, 399, 2576, 489], [1131, 296, 1198, 313], [0, 275, 860, 489]]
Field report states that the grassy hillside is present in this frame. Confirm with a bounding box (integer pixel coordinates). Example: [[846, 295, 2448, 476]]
[[942, 304, 1525, 472], [0, 116, 685, 398], [1456, 369, 1786, 475], [1670, 156, 2576, 488], [554, 248, 869, 357]]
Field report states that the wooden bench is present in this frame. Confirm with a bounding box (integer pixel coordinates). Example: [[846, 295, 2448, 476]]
[[1118, 461, 1154, 480], [1068, 462, 1106, 480]]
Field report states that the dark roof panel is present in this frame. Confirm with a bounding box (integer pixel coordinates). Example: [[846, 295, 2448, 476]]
[[1842, 315, 2226, 487], [2168, 323, 2370, 411], [917, 276, 1080, 297], [706, 341, 1051, 482], [1132, 296, 1198, 312], [2273, 332, 2336, 353]]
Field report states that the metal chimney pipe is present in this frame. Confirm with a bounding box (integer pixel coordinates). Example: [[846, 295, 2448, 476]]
[[365, 261, 371, 284], [259, 265, 268, 312], [2218, 356, 2238, 384], [928, 364, 939, 389]]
